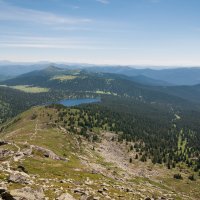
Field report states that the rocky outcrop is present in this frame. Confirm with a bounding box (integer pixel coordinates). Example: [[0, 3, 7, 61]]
[[8, 171, 31, 184], [0, 149, 11, 159], [0, 141, 8, 146], [10, 187, 45, 200], [73, 188, 86, 195], [21, 148, 32, 156], [0, 186, 15, 200], [56, 193, 76, 200], [31, 145, 67, 161], [80, 195, 94, 200]]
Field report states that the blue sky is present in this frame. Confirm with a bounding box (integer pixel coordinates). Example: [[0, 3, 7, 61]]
[[0, 0, 200, 66]]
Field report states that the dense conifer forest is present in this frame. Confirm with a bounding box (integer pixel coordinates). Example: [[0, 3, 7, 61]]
[[46, 95, 200, 173]]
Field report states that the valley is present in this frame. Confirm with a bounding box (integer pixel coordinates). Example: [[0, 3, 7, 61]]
[[0, 66, 200, 199]]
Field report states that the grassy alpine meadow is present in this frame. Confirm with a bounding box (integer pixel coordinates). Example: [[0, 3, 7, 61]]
[[51, 75, 78, 81], [0, 85, 49, 93]]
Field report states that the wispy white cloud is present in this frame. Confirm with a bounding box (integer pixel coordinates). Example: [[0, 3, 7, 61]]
[[0, 1, 91, 25], [0, 43, 130, 50], [0, 35, 130, 50], [0, 35, 93, 45], [0, 31, 89, 49], [1, 43, 95, 49]]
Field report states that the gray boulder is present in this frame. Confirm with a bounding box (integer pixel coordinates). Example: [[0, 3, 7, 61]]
[[31, 145, 67, 161], [8, 171, 31, 184], [0, 187, 15, 200], [0, 149, 11, 159], [0, 141, 8, 146], [21, 148, 32, 156], [56, 193, 76, 200], [80, 195, 94, 200], [10, 187, 45, 200]]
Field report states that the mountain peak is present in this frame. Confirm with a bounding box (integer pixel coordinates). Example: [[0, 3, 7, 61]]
[[44, 65, 63, 72]]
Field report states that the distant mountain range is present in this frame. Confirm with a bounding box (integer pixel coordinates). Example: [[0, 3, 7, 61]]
[[1, 65, 200, 106], [85, 66, 200, 86], [1, 61, 200, 86]]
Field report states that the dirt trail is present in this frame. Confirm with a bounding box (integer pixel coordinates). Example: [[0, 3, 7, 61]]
[[30, 119, 38, 140]]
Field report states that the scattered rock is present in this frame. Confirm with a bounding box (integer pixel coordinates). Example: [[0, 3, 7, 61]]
[[0, 188, 6, 195], [0, 187, 15, 200], [31, 145, 67, 161], [14, 151, 25, 162], [74, 188, 85, 195], [102, 187, 108, 191], [125, 188, 133, 193], [97, 189, 105, 194], [101, 183, 109, 187], [17, 165, 28, 173], [10, 187, 45, 200], [1, 191, 15, 200], [85, 177, 93, 185], [0, 141, 8, 146], [8, 171, 31, 184], [56, 193, 76, 200], [91, 170, 98, 174], [22, 148, 32, 156], [80, 195, 94, 200], [0, 149, 11, 159]]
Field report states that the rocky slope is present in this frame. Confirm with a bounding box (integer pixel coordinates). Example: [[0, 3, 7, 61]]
[[0, 106, 200, 200]]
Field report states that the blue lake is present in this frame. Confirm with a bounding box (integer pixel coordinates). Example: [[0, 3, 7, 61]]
[[57, 98, 101, 107]]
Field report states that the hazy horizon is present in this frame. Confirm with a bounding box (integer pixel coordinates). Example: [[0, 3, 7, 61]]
[[1, 60, 200, 70]]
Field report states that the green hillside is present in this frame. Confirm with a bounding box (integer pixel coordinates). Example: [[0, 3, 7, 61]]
[[0, 106, 200, 199], [2, 66, 199, 107]]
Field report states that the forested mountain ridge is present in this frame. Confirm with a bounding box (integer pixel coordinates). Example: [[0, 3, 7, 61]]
[[1, 62, 200, 85], [2, 66, 200, 124], [85, 66, 200, 86], [153, 84, 200, 104], [2, 66, 200, 106], [0, 105, 200, 199], [0, 74, 11, 81], [0, 86, 69, 123]]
